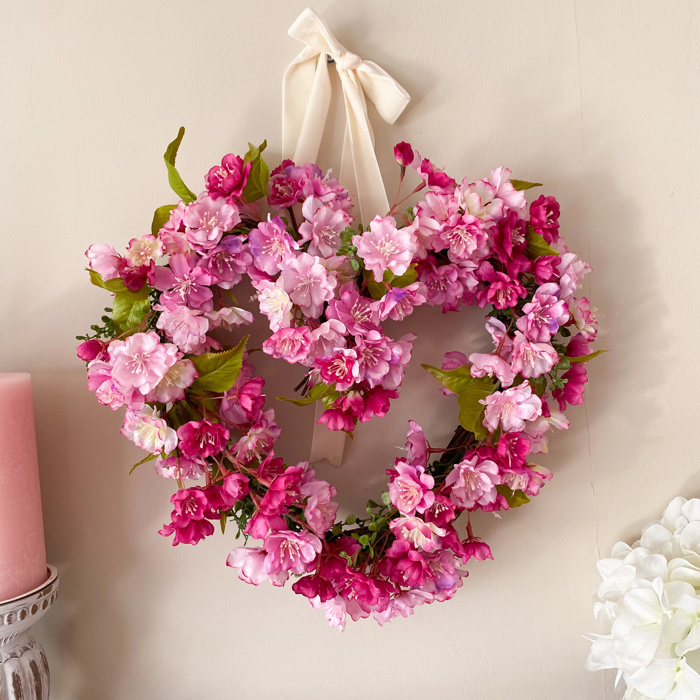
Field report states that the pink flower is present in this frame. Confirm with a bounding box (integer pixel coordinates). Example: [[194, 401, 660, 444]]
[[489, 167, 526, 215], [155, 454, 206, 481], [388, 461, 435, 516], [381, 539, 435, 586], [529, 195, 560, 244], [158, 202, 190, 255], [158, 488, 216, 546], [300, 472, 339, 536], [424, 494, 457, 527], [458, 179, 503, 220], [326, 283, 380, 336], [76, 339, 105, 362], [148, 359, 198, 403], [552, 335, 590, 410], [183, 195, 240, 250], [204, 306, 254, 331], [417, 158, 456, 193], [378, 282, 427, 322], [477, 262, 527, 310], [198, 235, 252, 289], [155, 304, 210, 354], [109, 332, 178, 395], [227, 546, 289, 586], [267, 160, 303, 208], [516, 283, 569, 342], [383, 333, 416, 390], [176, 420, 230, 459], [125, 234, 163, 268], [259, 464, 305, 515], [464, 540, 493, 562], [205, 153, 252, 198], [394, 141, 420, 168], [468, 353, 516, 388], [316, 407, 355, 432], [292, 574, 337, 602], [405, 420, 428, 467], [307, 319, 347, 362], [354, 331, 392, 385], [445, 455, 501, 510], [485, 318, 514, 359], [121, 406, 177, 454], [233, 409, 281, 460], [279, 252, 336, 319], [436, 214, 487, 261], [153, 254, 213, 310], [389, 517, 445, 552], [569, 296, 598, 341], [249, 216, 297, 275], [254, 280, 293, 332], [353, 216, 416, 282], [220, 376, 265, 426], [359, 387, 398, 422], [557, 252, 591, 299], [87, 360, 143, 410], [300, 199, 349, 258], [86, 243, 123, 281], [509, 332, 559, 378], [481, 381, 543, 433], [262, 326, 312, 365], [264, 530, 322, 575], [315, 350, 359, 391], [418, 258, 463, 310]]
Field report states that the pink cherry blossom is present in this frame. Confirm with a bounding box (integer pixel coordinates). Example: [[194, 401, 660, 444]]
[[382, 333, 416, 390], [155, 304, 209, 354], [468, 353, 516, 387], [148, 358, 198, 403], [205, 153, 251, 198], [569, 296, 598, 340], [300, 472, 339, 537], [394, 141, 420, 168], [516, 283, 569, 342], [109, 332, 178, 395], [176, 420, 230, 459], [306, 319, 347, 362], [476, 262, 527, 310], [249, 216, 298, 275], [254, 280, 293, 331], [354, 331, 392, 385], [76, 339, 106, 362], [227, 546, 289, 586], [315, 350, 359, 391], [300, 199, 349, 258], [418, 258, 463, 310], [262, 326, 312, 365], [445, 454, 501, 510], [183, 195, 240, 250], [489, 167, 527, 215], [381, 539, 435, 586], [121, 406, 177, 454], [353, 216, 416, 282], [557, 252, 591, 299], [279, 252, 337, 319], [125, 234, 163, 268], [155, 454, 206, 481], [388, 461, 435, 516], [481, 381, 543, 433], [389, 517, 445, 552], [326, 283, 380, 336], [317, 406, 356, 432], [509, 332, 559, 378], [358, 387, 398, 422], [405, 420, 428, 467], [435, 214, 487, 261], [159, 488, 215, 546], [463, 540, 493, 562], [86, 243, 123, 281], [153, 254, 213, 310], [198, 235, 252, 289], [233, 409, 281, 460], [378, 282, 427, 322], [204, 306, 254, 330], [264, 530, 322, 575], [529, 195, 560, 244]]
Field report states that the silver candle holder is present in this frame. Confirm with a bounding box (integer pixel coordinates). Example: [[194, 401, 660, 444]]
[[0, 566, 59, 700]]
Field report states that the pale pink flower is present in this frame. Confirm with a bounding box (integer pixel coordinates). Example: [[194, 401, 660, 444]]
[[445, 455, 501, 510], [204, 306, 254, 330], [254, 280, 293, 331], [155, 304, 209, 354], [152, 254, 213, 310], [233, 409, 281, 461], [249, 216, 298, 275], [306, 319, 347, 362], [489, 167, 527, 215], [109, 332, 178, 394], [557, 252, 591, 299], [436, 214, 487, 262], [148, 359, 198, 403], [485, 317, 514, 359], [353, 216, 416, 282], [419, 258, 463, 309], [509, 332, 559, 378], [87, 359, 144, 411], [279, 252, 337, 319], [354, 331, 392, 385], [158, 202, 190, 255], [183, 195, 240, 250], [325, 283, 380, 336], [120, 406, 177, 454], [125, 235, 163, 268], [481, 381, 543, 433], [264, 530, 322, 575], [383, 333, 416, 390], [86, 243, 122, 280], [389, 517, 445, 552], [405, 420, 428, 467], [155, 453, 206, 480], [300, 199, 349, 258], [262, 327, 312, 364], [516, 283, 569, 342], [300, 473, 339, 537], [468, 353, 516, 387], [227, 547, 288, 586], [378, 282, 428, 322], [569, 296, 598, 341], [389, 461, 435, 516], [458, 178, 503, 220]]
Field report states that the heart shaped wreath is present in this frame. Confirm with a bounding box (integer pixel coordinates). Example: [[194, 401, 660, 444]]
[[77, 129, 600, 627]]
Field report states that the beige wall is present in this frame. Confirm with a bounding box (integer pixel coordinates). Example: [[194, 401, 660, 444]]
[[2, 0, 698, 698]]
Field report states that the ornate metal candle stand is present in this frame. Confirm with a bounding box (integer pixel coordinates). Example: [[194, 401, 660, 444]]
[[0, 566, 59, 700]]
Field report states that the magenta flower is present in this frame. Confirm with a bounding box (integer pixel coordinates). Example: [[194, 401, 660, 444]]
[[316, 407, 356, 432], [424, 494, 457, 527], [463, 540, 493, 562], [279, 252, 337, 319], [417, 158, 456, 193], [476, 262, 527, 310], [86, 243, 123, 281], [220, 376, 265, 426], [405, 420, 428, 467], [468, 353, 516, 388], [315, 350, 359, 391], [158, 488, 214, 546], [359, 387, 398, 422], [529, 195, 560, 244], [249, 216, 298, 275], [418, 258, 463, 310], [120, 406, 178, 454], [76, 339, 105, 362], [552, 334, 590, 410], [155, 304, 209, 354], [436, 214, 487, 262], [394, 141, 420, 168], [445, 455, 501, 510], [326, 282, 380, 336], [148, 358, 198, 403], [381, 539, 435, 586], [254, 280, 293, 332], [259, 465, 305, 515], [388, 461, 435, 516], [153, 254, 213, 310], [262, 326, 312, 365], [292, 574, 337, 602], [205, 153, 252, 198], [198, 235, 252, 289], [353, 216, 416, 282], [267, 160, 303, 208], [176, 420, 230, 459], [481, 381, 543, 433], [183, 195, 240, 250], [509, 332, 559, 378], [516, 283, 569, 342], [300, 199, 349, 258], [264, 530, 322, 575], [109, 332, 178, 395]]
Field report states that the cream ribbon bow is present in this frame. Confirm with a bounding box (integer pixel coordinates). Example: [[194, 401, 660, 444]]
[[282, 7, 410, 225]]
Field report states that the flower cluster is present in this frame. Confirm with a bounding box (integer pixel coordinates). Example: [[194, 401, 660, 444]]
[[78, 129, 600, 627], [587, 497, 700, 700]]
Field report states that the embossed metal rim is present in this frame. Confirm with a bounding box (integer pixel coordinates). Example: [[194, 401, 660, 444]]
[[0, 567, 58, 610]]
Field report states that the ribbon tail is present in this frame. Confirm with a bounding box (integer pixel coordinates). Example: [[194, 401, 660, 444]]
[[309, 402, 346, 468]]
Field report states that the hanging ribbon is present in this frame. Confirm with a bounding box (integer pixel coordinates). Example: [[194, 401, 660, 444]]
[[283, 8, 410, 467]]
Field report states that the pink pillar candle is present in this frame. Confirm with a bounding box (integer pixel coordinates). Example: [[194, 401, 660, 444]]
[[0, 374, 47, 601]]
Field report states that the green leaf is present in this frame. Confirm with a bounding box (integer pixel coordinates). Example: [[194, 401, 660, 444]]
[[358, 534, 370, 547], [423, 364, 478, 394], [164, 127, 197, 204], [220, 513, 227, 535], [457, 376, 498, 440], [129, 452, 157, 475], [496, 484, 531, 508], [88, 269, 149, 300], [190, 336, 248, 393], [151, 204, 177, 236], [529, 375, 547, 397], [381, 491, 391, 507], [563, 349, 607, 364], [510, 179, 542, 191], [525, 226, 560, 259], [277, 382, 337, 407], [112, 294, 151, 333], [386, 265, 417, 288], [363, 271, 388, 300], [242, 140, 270, 203]]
